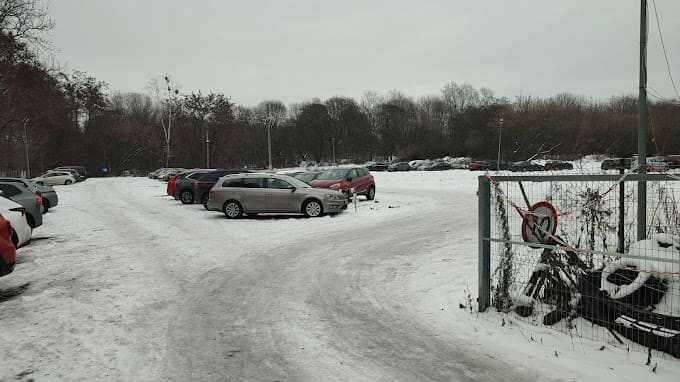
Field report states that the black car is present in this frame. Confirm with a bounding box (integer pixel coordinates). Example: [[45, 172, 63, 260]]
[[365, 162, 389, 172], [544, 161, 573, 171], [388, 162, 411, 172], [510, 161, 545, 172], [601, 158, 632, 171], [424, 161, 452, 171], [173, 170, 216, 201], [183, 169, 252, 207]]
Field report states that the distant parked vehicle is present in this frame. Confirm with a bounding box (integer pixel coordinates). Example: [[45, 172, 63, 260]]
[[53, 168, 86, 182], [544, 161, 574, 171], [311, 167, 375, 200], [32, 171, 76, 186], [207, 173, 347, 218], [0, 213, 16, 277], [0, 196, 32, 248], [424, 161, 452, 171], [601, 158, 632, 171], [510, 161, 545, 172], [289, 171, 321, 184], [632, 156, 670, 172], [665, 155, 680, 169], [365, 161, 389, 172], [54, 166, 88, 178], [36, 184, 58, 212], [388, 162, 411, 172], [182, 169, 252, 206], [172, 170, 214, 200], [0, 182, 42, 228]]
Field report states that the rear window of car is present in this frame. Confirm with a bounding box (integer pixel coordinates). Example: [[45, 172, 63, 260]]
[[315, 169, 350, 180], [222, 179, 244, 187], [0, 184, 21, 197]]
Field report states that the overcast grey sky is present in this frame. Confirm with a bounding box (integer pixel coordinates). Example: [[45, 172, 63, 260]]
[[47, 0, 680, 106]]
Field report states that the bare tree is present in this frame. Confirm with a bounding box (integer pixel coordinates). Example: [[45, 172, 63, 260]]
[[0, 0, 54, 46], [148, 75, 179, 167]]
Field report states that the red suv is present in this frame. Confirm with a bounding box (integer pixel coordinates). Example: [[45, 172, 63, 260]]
[[0, 214, 16, 277], [311, 167, 376, 201]]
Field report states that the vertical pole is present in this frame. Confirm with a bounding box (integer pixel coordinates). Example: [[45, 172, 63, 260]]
[[267, 124, 272, 170], [618, 168, 626, 253], [478, 176, 491, 312], [332, 138, 336, 166], [23, 118, 31, 178], [637, 0, 648, 240], [496, 119, 502, 171], [205, 124, 210, 168]]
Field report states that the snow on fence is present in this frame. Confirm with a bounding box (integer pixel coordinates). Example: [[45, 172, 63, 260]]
[[478, 173, 680, 358]]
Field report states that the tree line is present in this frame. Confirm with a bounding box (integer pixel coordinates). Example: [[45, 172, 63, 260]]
[[2, 0, 679, 176]]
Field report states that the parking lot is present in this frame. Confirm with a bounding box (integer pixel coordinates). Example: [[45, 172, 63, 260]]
[[2, 168, 680, 381]]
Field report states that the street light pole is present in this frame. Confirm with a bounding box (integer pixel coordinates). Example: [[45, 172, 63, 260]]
[[332, 138, 336, 166], [496, 117, 504, 171], [23, 118, 31, 178], [267, 123, 272, 170], [637, 0, 648, 240]]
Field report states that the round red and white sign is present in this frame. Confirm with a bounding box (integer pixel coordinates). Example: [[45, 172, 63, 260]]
[[521, 201, 558, 247]]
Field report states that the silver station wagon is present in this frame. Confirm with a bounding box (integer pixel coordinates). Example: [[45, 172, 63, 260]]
[[207, 173, 347, 218]]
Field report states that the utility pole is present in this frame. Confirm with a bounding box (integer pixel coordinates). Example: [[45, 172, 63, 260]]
[[206, 123, 210, 168], [23, 118, 31, 178], [267, 123, 272, 170], [637, 0, 648, 240], [496, 117, 504, 171], [332, 138, 336, 166]]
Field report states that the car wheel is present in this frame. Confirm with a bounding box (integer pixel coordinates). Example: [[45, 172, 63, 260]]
[[180, 190, 194, 204], [11, 229, 18, 249], [303, 199, 323, 218], [223, 200, 243, 219], [65, 180, 73, 185], [366, 186, 376, 201]]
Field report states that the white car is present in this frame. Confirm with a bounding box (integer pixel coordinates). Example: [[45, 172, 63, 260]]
[[0, 196, 32, 247], [32, 171, 77, 186]]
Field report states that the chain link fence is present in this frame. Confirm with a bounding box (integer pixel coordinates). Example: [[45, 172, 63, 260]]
[[478, 174, 680, 358]]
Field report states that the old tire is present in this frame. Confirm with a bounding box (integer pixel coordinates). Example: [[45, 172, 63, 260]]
[[223, 200, 243, 219], [65, 179, 73, 185], [180, 190, 194, 204], [302, 199, 323, 218]]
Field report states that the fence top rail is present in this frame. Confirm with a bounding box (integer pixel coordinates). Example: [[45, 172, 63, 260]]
[[480, 173, 680, 183]]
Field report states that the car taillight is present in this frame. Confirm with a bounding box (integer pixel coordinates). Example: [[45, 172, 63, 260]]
[[192, 180, 198, 189]]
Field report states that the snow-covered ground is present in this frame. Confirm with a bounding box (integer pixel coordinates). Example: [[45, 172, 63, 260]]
[[0, 170, 679, 381]]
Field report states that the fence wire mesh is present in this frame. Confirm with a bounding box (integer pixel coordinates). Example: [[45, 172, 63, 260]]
[[482, 174, 680, 358]]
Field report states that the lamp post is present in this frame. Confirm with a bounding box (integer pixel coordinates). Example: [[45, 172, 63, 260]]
[[496, 117, 504, 171], [331, 137, 336, 166]]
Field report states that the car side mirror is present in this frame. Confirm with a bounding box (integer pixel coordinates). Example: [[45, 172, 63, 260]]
[[289, 186, 296, 192]]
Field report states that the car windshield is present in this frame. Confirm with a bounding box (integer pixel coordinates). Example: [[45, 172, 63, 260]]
[[315, 169, 349, 180]]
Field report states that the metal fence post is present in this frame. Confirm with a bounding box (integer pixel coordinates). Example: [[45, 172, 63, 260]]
[[478, 176, 491, 312]]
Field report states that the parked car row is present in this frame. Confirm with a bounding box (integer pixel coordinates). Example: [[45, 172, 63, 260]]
[[156, 165, 378, 218], [601, 155, 680, 172], [0, 174, 63, 278], [467, 159, 574, 172], [31, 165, 87, 185]]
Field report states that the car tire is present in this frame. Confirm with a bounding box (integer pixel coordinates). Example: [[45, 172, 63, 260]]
[[65, 180, 73, 185], [11, 229, 18, 249], [302, 199, 323, 218], [180, 190, 194, 204], [223, 200, 243, 219], [366, 186, 376, 201]]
